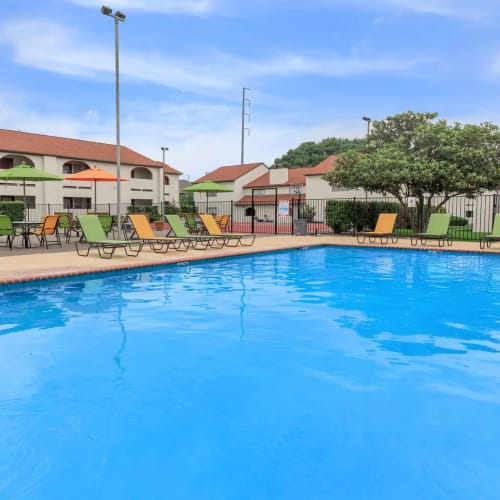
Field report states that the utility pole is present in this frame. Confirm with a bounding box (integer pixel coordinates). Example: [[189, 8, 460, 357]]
[[241, 87, 251, 165]]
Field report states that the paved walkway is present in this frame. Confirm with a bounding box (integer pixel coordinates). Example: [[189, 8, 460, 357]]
[[1, 234, 498, 285]]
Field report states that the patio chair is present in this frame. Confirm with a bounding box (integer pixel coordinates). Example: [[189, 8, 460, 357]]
[[164, 214, 224, 249], [183, 213, 204, 235], [97, 214, 114, 236], [410, 213, 452, 247], [76, 215, 143, 259], [479, 213, 500, 249], [30, 215, 62, 248], [198, 213, 256, 247], [219, 215, 231, 232], [55, 212, 81, 244], [356, 213, 398, 244], [0, 214, 21, 250], [126, 213, 190, 253]]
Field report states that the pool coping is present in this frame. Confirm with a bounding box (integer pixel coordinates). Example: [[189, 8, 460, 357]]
[[1, 234, 498, 286]]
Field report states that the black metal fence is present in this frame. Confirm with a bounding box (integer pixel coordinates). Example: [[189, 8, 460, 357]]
[[27, 193, 499, 241]]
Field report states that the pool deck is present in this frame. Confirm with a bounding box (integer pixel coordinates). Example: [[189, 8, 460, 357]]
[[1, 234, 498, 285]]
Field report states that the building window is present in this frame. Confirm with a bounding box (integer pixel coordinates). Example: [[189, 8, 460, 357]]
[[164, 175, 170, 185], [63, 197, 91, 209], [63, 162, 89, 175], [0, 157, 14, 170], [131, 198, 153, 206], [131, 167, 152, 180]]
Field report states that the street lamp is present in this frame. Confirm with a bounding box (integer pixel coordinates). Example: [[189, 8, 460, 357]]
[[101, 5, 126, 238], [161, 146, 169, 168], [293, 185, 302, 219], [161, 146, 168, 211], [362, 116, 372, 137]]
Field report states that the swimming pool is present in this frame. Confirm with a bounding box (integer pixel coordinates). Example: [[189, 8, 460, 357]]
[[0, 247, 499, 499]]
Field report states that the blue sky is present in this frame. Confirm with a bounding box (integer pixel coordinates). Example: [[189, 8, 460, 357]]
[[1, 0, 499, 180]]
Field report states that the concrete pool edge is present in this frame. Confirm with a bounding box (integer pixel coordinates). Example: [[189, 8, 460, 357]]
[[1, 234, 499, 286]]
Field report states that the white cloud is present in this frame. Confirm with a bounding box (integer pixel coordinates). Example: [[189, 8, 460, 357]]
[[66, 0, 500, 20], [0, 19, 424, 97], [345, 0, 499, 21], [68, 0, 218, 15]]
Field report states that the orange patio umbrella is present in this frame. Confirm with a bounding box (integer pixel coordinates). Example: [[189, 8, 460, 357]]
[[65, 166, 128, 208]]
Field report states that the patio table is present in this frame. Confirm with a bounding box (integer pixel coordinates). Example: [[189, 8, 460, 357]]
[[12, 221, 41, 248]]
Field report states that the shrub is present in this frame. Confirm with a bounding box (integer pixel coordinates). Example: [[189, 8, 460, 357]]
[[0, 201, 24, 221], [449, 215, 468, 226], [127, 205, 160, 221], [299, 204, 316, 222], [325, 199, 401, 233], [164, 205, 179, 215], [325, 200, 354, 233]]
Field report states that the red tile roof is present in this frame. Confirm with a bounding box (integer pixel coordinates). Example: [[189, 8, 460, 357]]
[[194, 162, 265, 182], [244, 155, 338, 188], [236, 194, 305, 205], [0, 129, 182, 174], [303, 155, 338, 175]]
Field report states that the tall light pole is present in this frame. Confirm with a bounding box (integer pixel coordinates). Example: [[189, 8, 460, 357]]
[[241, 87, 251, 165], [161, 146, 168, 212], [161, 146, 169, 169], [362, 116, 372, 137], [101, 5, 126, 238]]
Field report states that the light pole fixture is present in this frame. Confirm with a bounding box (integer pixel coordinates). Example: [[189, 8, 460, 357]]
[[362, 116, 372, 136], [161, 146, 169, 167], [101, 5, 126, 238], [161, 146, 168, 210]]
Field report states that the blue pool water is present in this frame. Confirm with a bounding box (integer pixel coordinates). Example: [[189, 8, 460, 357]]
[[0, 247, 499, 499]]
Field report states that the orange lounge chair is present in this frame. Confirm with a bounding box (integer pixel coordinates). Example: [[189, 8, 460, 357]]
[[126, 213, 190, 252], [356, 213, 398, 245], [198, 214, 255, 247]]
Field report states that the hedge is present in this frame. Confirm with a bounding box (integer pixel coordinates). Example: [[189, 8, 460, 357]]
[[0, 201, 25, 221], [325, 200, 401, 233]]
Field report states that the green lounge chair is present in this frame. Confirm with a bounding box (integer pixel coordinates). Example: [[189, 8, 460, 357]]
[[126, 213, 190, 253], [410, 213, 452, 247], [0, 214, 22, 250], [480, 213, 500, 249], [76, 215, 142, 259], [198, 213, 256, 247], [164, 214, 224, 249]]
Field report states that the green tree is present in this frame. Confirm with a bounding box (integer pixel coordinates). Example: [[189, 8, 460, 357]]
[[273, 137, 365, 168], [323, 111, 500, 228]]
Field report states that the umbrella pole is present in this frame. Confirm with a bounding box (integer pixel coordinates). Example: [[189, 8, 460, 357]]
[[94, 181, 97, 210], [23, 180, 27, 220]]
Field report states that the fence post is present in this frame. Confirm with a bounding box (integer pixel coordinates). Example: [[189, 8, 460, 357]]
[[352, 197, 357, 236]]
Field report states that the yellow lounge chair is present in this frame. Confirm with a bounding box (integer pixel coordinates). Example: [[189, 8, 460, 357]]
[[198, 213, 255, 247], [356, 213, 398, 244], [126, 213, 190, 252]]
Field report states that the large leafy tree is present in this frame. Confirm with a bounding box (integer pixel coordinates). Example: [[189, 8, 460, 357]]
[[323, 111, 500, 226], [273, 137, 366, 168]]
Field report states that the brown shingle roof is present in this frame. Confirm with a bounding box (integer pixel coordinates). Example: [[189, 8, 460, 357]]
[[0, 129, 182, 174], [194, 162, 264, 182]]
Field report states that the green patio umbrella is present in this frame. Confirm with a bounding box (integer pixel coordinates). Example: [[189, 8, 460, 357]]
[[183, 179, 232, 204], [0, 162, 64, 215]]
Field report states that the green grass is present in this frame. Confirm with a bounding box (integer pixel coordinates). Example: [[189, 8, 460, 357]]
[[395, 226, 485, 242]]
